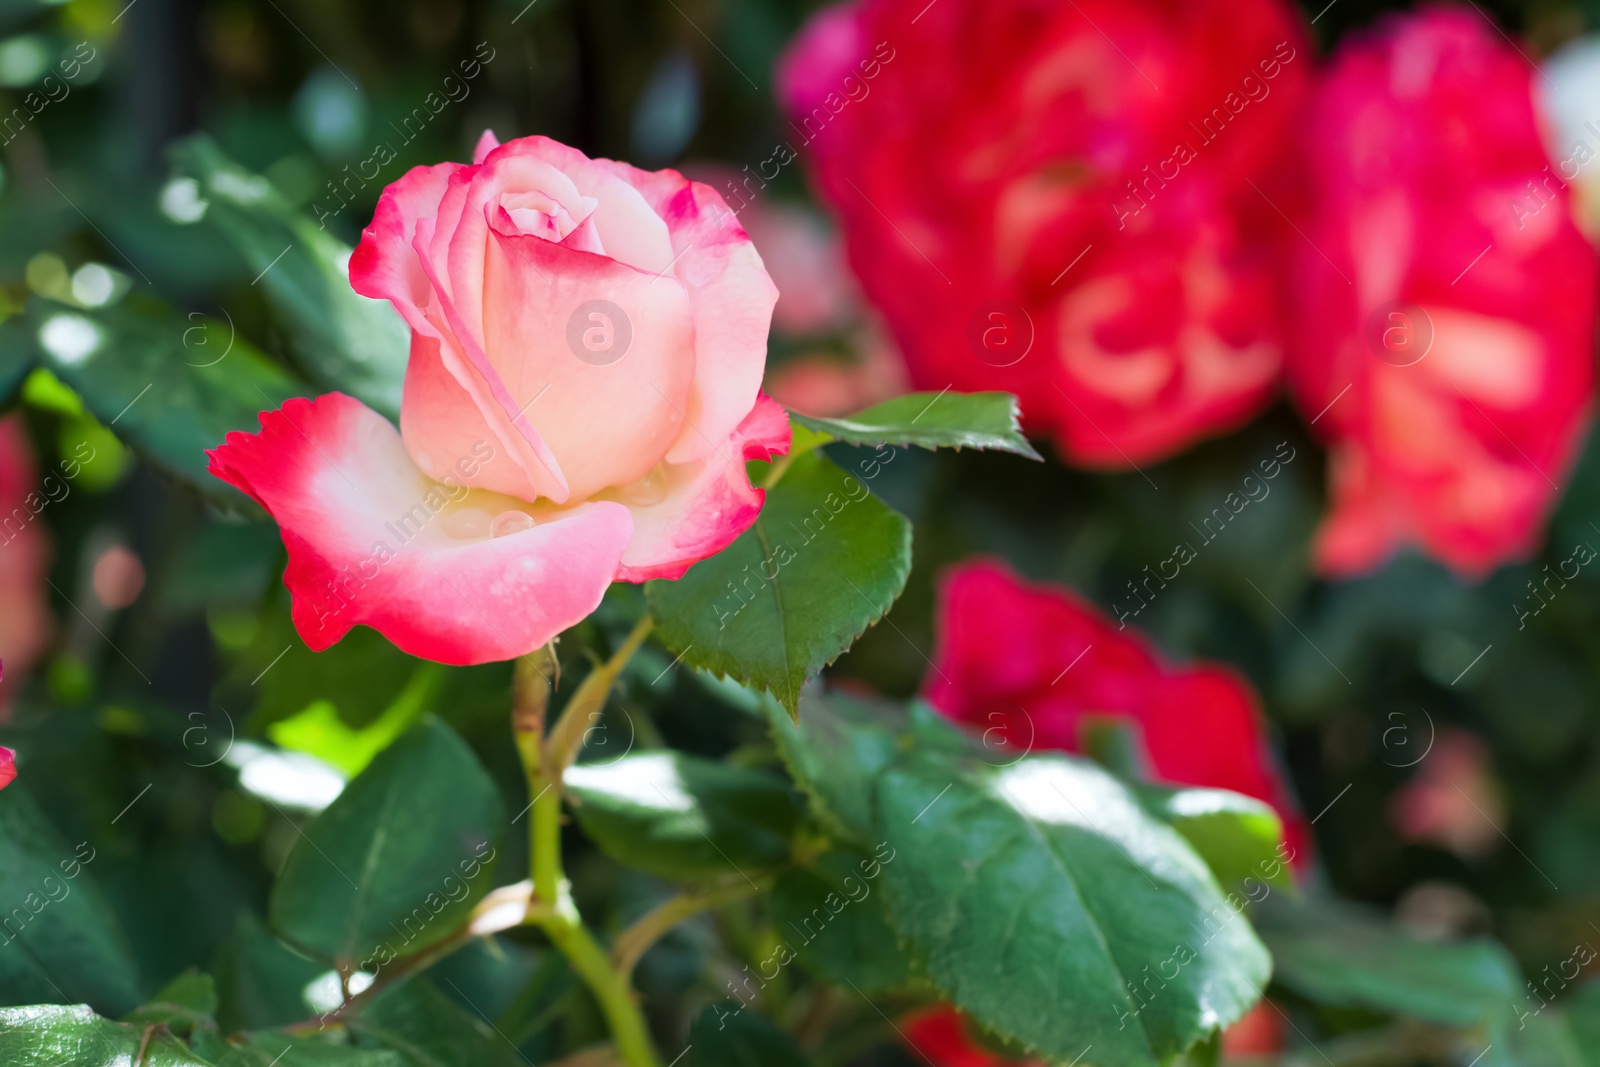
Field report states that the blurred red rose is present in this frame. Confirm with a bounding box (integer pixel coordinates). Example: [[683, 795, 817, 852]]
[[921, 559, 1309, 861], [901, 1007, 1040, 1067], [1221, 1001, 1285, 1055], [906, 999, 1286, 1065], [1285, 6, 1598, 577], [777, 0, 1308, 466], [91, 543, 145, 611], [1391, 729, 1505, 860], [0, 744, 13, 791], [0, 415, 51, 715], [906, 559, 1300, 1066]]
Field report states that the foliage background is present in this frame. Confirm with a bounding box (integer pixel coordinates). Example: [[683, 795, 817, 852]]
[[3, 0, 1600, 1062]]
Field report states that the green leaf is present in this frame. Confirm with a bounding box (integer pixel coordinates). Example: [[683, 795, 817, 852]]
[[647, 450, 913, 715], [1257, 897, 1519, 1027], [876, 747, 1271, 1066], [239, 604, 427, 734], [0, 314, 35, 405], [124, 970, 219, 1035], [788, 391, 1039, 459], [0, 785, 141, 1013], [214, 1032, 404, 1067], [1136, 786, 1294, 896], [683, 1003, 811, 1067], [768, 847, 913, 993], [1567, 983, 1600, 1057], [170, 135, 408, 417], [269, 717, 503, 968], [0, 1004, 213, 1066], [764, 691, 908, 843], [152, 970, 220, 1015], [212, 912, 327, 1032], [767, 693, 1269, 1064], [349, 977, 525, 1067], [265, 660, 445, 778], [26, 297, 307, 493], [1494, 981, 1600, 1067], [565, 752, 801, 882]]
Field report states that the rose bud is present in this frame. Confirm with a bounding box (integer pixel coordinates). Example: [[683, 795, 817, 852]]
[[210, 132, 790, 664]]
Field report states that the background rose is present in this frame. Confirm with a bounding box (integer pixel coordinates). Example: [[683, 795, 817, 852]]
[[0, 415, 51, 716], [900, 1006, 1041, 1067], [921, 559, 1311, 861], [777, 0, 1307, 467], [899, 1001, 1286, 1064], [209, 132, 790, 665], [903, 560, 1302, 1066], [1286, 6, 1598, 577]]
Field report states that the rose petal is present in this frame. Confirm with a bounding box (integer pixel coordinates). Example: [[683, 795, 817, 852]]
[[473, 128, 501, 164], [410, 217, 573, 503], [0, 746, 14, 791], [353, 162, 571, 504], [439, 153, 593, 350], [483, 136, 678, 275], [612, 394, 792, 582], [350, 161, 465, 339], [480, 228, 698, 499], [597, 162, 779, 464], [207, 394, 633, 666], [399, 331, 568, 502]]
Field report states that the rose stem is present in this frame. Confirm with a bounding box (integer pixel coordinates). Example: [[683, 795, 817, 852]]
[[516, 617, 661, 1067]]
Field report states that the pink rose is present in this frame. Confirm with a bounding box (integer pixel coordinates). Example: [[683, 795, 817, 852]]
[[0, 744, 12, 791], [209, 132, 790, 665], [1286, 8, 1598, 576]]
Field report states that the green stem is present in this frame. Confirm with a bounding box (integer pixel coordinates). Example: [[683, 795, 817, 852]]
[[544, 616, 653, 777], [762, 450, 797, 489], [531, 764, 563, 908], [540, 895, 660, 1067], [611, 880, 762, 979], [515, 620, 661, 1067]]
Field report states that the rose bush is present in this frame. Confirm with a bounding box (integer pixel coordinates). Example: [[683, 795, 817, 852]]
[[209, 132, 790, 664], [777, 0, 1308, 466], [1285, 7, 1598, 577]]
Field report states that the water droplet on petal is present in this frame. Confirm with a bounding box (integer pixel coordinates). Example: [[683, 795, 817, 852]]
[[491, 510, 539, 538], [443, 507, 493, 540], [621, 463, 670, 506]]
